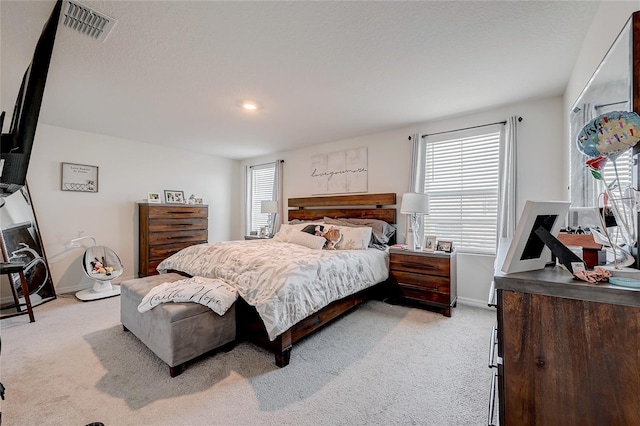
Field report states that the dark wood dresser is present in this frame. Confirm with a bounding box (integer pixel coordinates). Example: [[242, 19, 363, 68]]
[[490, 266, 640, 425], [388, 248, 457, 317], [138, 203, 208, 277]]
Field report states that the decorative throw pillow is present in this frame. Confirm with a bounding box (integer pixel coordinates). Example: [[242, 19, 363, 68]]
[[323, 217, 396, 248], [287, 231, 327, 250], [334, 225, 372, 250]]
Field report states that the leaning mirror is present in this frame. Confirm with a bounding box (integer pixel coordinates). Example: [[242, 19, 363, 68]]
[[0, 184, 56, 316], [569, 14, 635, 210]]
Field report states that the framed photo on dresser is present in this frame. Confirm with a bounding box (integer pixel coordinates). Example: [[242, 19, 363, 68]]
[[164, 190, 185, 204]]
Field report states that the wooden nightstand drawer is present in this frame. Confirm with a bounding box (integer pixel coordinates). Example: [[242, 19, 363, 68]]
[[390, 270, 450, 293], [389, 253, 450, 277], [398, 286, 451, 305]]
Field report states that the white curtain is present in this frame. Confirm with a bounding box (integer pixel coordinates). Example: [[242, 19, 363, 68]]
[[270, 160, 284, 234], [408, 134, 426, 245], [497, 117, 518, 240]]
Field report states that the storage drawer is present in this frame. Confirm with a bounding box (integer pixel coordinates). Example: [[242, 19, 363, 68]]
[[148, 242, 198, 259], [148, 230, 208, 245], [148, 218, 208, 232], [390, 270, 450, 293], [488, 322, 500, 368], [390, 253, 450, 277], [147, 206, 207, 219], [397, 285, 450, 306]]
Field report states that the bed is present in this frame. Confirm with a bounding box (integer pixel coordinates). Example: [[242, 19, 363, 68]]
[[158, 193, 396, 367]]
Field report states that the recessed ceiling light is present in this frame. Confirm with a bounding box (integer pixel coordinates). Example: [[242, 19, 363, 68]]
[[242, 102, 258, 111]]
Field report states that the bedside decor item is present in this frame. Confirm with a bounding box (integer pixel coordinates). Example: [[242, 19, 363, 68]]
[[261, 200, 279, 237], [424, 235, 436, 252], [61, 162, 98, 192], [400, 192, 430, 251], [164, 190, 185, 204], [147, 192, 161, 203], [436, 240, 452, 253]]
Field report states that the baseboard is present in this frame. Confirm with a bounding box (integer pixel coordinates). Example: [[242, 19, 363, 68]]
[[457, 296, 494, 310], [56, 274, 135, 295]]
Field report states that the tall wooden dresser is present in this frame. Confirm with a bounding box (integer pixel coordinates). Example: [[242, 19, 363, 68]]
[[138, 203, 208, 277], [490, 266, 640, 425]]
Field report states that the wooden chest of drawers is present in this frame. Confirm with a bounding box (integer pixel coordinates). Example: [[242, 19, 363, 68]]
[[388, 248, 457, 317], [138, 203, 208, 277]]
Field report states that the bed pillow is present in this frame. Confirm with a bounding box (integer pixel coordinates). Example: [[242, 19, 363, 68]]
[[334, 225, 372, 250], [273, 224, 327, 249], [323, 217, 395, 248]]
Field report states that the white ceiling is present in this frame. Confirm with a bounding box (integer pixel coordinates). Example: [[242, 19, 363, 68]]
[[2, 1, 600, 160]]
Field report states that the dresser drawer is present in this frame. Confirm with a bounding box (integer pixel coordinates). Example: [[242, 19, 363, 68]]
[[149, 242, 198, 259], [147, 206, 208, 219], [148, 218, 208, 232], [148, 230, 208, 246], [390, 253, 450, 277]]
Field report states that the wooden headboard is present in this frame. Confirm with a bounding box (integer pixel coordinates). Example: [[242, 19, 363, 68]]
[[287, 193, 396, 223]]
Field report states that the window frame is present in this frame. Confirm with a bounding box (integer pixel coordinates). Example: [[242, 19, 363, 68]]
[[246, 162, 276, 235], [421, 125, 503, 255]]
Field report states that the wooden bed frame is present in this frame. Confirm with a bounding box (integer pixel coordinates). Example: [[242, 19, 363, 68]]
[[236, 192, 397, 367]]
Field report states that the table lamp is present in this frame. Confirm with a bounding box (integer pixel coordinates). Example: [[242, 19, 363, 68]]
[[400, 192, 430, 251], [261, 200, 279, 237]]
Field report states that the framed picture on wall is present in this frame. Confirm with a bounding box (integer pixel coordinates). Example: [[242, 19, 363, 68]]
[[164, 190, 185, 204], [61, 162, 98, 192]]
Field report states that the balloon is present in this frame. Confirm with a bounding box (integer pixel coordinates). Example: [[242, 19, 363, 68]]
[[585, 154, 607, 180], [576, 111, 640, 160]]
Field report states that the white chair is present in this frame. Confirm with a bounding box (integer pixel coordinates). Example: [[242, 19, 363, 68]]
[[76, 245, 123, 301]]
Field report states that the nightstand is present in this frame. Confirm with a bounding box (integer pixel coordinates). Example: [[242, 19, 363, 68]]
[[388, 248, 457, 317]]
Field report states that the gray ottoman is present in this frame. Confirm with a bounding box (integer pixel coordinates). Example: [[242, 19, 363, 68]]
[[120, 273, 236, 377]]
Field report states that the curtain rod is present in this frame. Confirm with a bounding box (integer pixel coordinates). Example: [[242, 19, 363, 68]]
[[249, 159, 284, 169], [413, 117, 522, 139]]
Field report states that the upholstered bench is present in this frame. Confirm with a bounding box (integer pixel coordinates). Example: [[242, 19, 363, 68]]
[[120, 273, 236, 377]]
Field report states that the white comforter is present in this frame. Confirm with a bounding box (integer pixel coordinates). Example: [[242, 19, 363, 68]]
[[156, 240, 389, 340]]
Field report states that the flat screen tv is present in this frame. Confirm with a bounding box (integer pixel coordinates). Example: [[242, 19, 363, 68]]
[[0, 0, 62, 196]]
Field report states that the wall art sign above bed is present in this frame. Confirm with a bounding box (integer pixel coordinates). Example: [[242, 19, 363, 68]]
[[310, 147, 368, 195], [61, 162, 98, 192]]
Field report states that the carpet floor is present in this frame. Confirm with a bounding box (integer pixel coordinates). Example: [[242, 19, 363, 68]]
[[0, 294, 495, 425]]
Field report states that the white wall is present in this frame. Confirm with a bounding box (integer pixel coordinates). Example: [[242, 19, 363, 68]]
[[16, 124, 240, 295], [241, 95, 566, 306]]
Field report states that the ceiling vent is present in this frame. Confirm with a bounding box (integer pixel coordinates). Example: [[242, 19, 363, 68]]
[[61, 0, 117, 42]]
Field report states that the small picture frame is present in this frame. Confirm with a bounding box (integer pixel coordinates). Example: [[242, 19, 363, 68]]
[[424, 235, 437, 252], [164, 190, 185, 204], [61, 162, 98, 192], [436, 240, 453, 253], [194, 197, 204, 204], [147, 192, 161, 203]]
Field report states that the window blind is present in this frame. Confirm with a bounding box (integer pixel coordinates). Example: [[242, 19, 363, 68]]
[[423, 128, 501, 254], [248, 162, 276, 234]]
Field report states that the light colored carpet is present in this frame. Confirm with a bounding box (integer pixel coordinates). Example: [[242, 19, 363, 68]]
[[0, 294, 495, 425]]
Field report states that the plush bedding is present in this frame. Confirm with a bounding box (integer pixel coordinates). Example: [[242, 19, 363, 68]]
[[156, 240, 389, 340]]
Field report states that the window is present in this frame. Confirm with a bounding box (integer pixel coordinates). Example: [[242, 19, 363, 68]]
[[422, 127, 502, 254], [246, 162, 276, 234]]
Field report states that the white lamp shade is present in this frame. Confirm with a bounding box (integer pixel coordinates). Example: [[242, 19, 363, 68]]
[[261, 200, 279, 214], [400, 193, 429, 214]]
